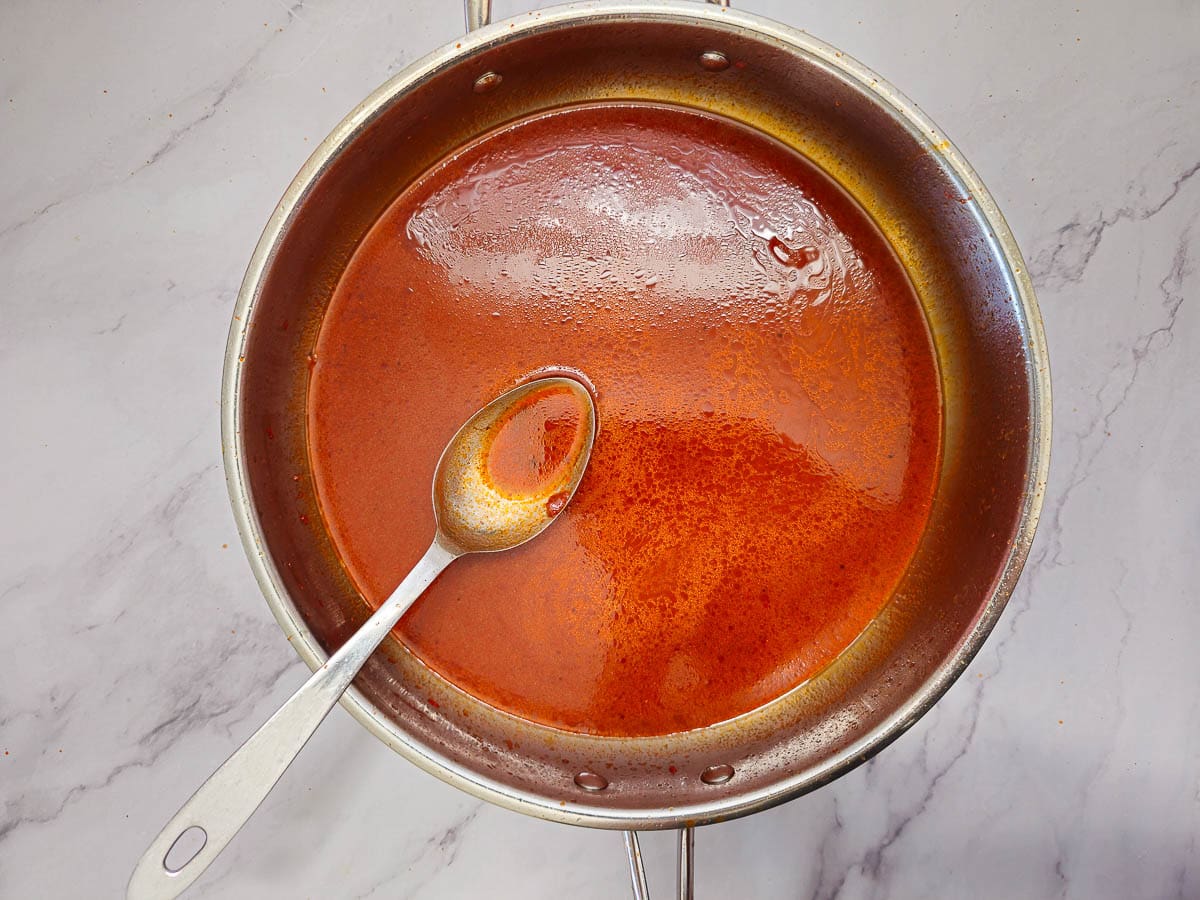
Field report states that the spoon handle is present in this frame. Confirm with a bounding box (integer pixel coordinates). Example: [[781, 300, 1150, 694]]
[[128, 541, 458, 900]]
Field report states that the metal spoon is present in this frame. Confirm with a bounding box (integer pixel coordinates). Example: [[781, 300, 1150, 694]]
[[128, 376, 596, 900]]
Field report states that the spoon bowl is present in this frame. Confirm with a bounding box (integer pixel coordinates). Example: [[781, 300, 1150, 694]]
[[435, 377, 595, 554]]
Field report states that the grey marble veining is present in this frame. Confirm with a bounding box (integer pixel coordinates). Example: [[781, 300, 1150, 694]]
[[2, 0, 1197, 896]]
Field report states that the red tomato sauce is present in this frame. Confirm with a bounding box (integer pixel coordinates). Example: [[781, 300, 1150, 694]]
[[308, 103, 942, 736]]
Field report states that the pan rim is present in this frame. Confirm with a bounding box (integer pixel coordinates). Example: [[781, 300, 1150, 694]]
[[221, 0, 1051, 829]]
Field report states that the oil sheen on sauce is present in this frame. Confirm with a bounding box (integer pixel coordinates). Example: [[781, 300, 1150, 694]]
[[308, 102, 943, 737]]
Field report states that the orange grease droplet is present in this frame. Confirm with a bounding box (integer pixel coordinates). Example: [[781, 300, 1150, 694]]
[[546, 491, 570, 517]]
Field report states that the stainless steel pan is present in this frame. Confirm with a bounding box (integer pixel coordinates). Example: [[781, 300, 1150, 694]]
[[222, 0, 1050, 892]]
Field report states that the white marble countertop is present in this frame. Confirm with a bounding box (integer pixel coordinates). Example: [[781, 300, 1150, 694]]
[[3, 0, 1197, 897]]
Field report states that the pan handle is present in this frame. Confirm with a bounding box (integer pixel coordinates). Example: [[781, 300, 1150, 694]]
[[622, 827, 696, 899], [625, 831, 651, 899], [464, 0, 729, 33], [677, 826, 695, 899], [465, 0, 490, 31]]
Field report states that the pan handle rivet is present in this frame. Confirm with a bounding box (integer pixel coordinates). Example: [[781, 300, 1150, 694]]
[[700, 763, 735, 784], [574, 771, 609, 791], [698, 51, 730, 71], [473, 71, 503, 93]]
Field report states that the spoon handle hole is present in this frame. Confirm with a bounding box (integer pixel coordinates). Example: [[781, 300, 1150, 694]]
[[163, 825, 208, 874]]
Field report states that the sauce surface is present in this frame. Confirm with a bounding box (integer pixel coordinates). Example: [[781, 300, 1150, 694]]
[[309, 103, 942, 736]]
